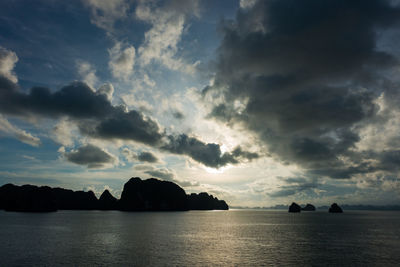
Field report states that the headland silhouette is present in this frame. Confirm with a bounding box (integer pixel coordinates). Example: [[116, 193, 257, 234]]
[[0, 177, 229, 212]]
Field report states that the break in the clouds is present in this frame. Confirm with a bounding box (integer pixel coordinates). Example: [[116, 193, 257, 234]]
[[205, 0, 400, 180]]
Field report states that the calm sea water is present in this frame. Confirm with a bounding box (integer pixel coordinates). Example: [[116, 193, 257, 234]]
[[0, 210, 399, 266]]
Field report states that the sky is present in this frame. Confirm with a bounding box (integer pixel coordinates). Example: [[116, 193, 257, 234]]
[[1, 0, 400, 207]]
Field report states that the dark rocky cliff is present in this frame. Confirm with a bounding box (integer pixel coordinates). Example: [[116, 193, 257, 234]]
[[51, 187, 98, 210], [329, 203, 343, 213], [99, 189, 118, 210], [0, 184, 97, 211], [0, 184, 57, 212], [187, 192, 228, 210], [118, 177, 189, 211], [0, 177, 229, 212], [301, 203, 316, 211], [288, 202, 301, 212]]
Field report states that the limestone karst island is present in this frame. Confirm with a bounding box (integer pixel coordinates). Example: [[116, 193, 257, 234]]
[[0, 177, 229, 212]]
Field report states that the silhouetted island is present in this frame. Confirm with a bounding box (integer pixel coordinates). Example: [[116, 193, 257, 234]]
[[288, 202, 301, 212], [0, 184, 57, 212], [301, 203, 316, 211], [98, 189, 118, 210], [188, 192, 229, 210], [119, 178, 189, 211], [0, 177, 229, 212], [329, 203, 343, 213]]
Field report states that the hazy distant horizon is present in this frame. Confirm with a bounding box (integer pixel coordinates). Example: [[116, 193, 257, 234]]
[[231, 204, 400, 211]]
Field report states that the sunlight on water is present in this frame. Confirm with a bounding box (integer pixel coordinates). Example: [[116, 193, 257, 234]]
[[0, 210, 399, 266]]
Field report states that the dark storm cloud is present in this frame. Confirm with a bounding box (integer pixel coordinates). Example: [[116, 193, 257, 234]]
[[121, 148, 159, 163], [172, 110, 184, 120], [138, 151, 158, 163], [267, 188, 297, 198], [230, 146, 259, 161], [162, 134, 259, 168], [65, 144, 115, 168], [0, 79, 164, 145], [205, 0, 400, 178], [0, 79, 113, 118], [0, 77, 257, 168], [78, 109, 163, 146], [363, 150, 400, 173]]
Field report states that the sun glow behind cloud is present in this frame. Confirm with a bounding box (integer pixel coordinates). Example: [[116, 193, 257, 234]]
[[204, 166, 231, 174], [0, 0, 399, 207]]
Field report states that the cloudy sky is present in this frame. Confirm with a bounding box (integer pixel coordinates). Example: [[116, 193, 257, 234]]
[[1, 0, 400, 207]]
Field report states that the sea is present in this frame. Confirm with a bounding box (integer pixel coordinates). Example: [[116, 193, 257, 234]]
[[0, 210, 399, 266]]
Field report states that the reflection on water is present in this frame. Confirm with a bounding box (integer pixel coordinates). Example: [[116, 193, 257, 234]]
[[0, 210, 399, 266]]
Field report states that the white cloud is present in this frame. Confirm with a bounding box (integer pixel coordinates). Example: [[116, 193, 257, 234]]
[[0, 46, 18, 83], [52, 119, 77, 147], [0, 115, 41, 147], [121, 93, 153, 112], [355, 93, 400, 152], [76, 60, 98, 89], [240, 0, 258, 9], [142, 73, 156, 87], [136, 0, 200, 73], [108, 42, 136, 81], [97, 83, 114, 101], [83, 0, 130, 33]]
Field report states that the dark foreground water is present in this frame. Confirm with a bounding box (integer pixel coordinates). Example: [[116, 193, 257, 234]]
[[0, 210, 399, 266]]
